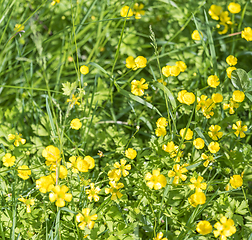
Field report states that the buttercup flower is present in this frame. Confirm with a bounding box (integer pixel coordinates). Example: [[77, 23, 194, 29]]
[[223, 98, 239, 114], [180, 128, 193, 140], [193, 138, 205, 149], [168, 164, 188, 185], [212, 93, 223, 103], [169, 65, 180, 76], [228, 2, 241, 14], [208, 142, 220, 154], [191, 30, 202, 40], [134, 56, 147, 69], [176, 61, 187, 72], [120, 6, 133, 18], [36, 175, 55, 193], [217, 22, 229, 35], [80, 65, 89, 75], [67, 156, 82, 173], [76, 208, 97, 229], [156, 117, 167, 128], [209, 5, 223, 20], [114, 159, 131, 177], [134, 3, 145, 19], [226, 55, 237, 66], [155, 127, 167, 137], [153, 232, 168, 240], [196, 220, 213, 235], [219, 11, 231, 24], [177, 90, 195, 105], [232, 121, 247, 138], [17, 165, 31, 180], [42, 145, 61, 165], [86, 183, 101, 202], [188, 192, 206, 207], [162, 65, 171, 77], [207, 75, 220, 88], [213, 216, 236, 239], [242, 27, 252, 41], [202, 98, 215, 119], [189, 176, 207, 192], [145, 170, 167, 190], [229, 174, 243, 189], [197, 95, 208, 110], [8, 133, 26, 147], [49, 185, 72, 207], [2, 153, 16, 167], [105, 181, 124, 200], [232, 90, 245, 103], [70, 118, 82, 130], [18, 196, 35, 213], [125, 148, 137, 159], [162, 141, 176, 153], [131, 78, 148, 96], [208, 125, 223, 141], [108, 168, 121, 182], [67, 94, 80, 108], [126, 56, 137, 69], [226, 66, 236, 79], [50, 165, 68, 179], [201, 153, 215, 167]]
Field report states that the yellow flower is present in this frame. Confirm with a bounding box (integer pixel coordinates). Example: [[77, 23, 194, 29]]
[[229, 175, 243, 189], [213, 216, 236, 239], [67, 156, 81, 173], [70, 118, 82, 130], [133, 3, 145, 19], [170, 65, 181, 76], [156, 117, 167, 128], [162, 65, 171, 77], [232, 121, 247, 138], [226, 55, 237, 66], [125, 148, 137, 159], [177, 90, 195, 105], [180, 128, 193, 140], [219, 11, 231, 24], [86, 183, 101, 202], [162, 141, 176, 153], [207, 75, 220, 88], [242, 27, 252, 41], [14, 24, 24, 32], [212, 93, 223, 103], [189, 176, 207, 192], [208, 142, 220, 154], [120, 6, 133, 18], [176, 61, 187, 72], [131, 78, 148, 96], [153, 232, 168, 240], [42, 145, 61, 165], [223, 98, 239, 114], [226, 66, 236, 79], [18, 196, 35, 213], [2, 153, 16, 167], [114, 159, 131, 177], [126, 56, 137, 69], [155, 127, 167, 137], [193, 138, 205, 149], [232, 90, 245, 103], [209, 5, 223, 20], [50, 165, 68, 179], [17, 165, 31, 180], [49, 185, 72, 207], [228, 2, 241, 14], [76, 208, 97, 230], [188, 191, 206, 207], [145, 170, 167, 190], [67, 94, 80, 108], [202, 98, 215, 119], [168, 164, 188, 185], [105, 181, 124, 200], [196, 220, 213, 235], [51, 0, 60, 6], [8, 133, 26, 147], [36, 175, 55, 193], [217, 22, 229, 35], [208, 125, 223, 141], [108, 168, 121, 182], [197, 95, 208, 110], [201, 153, 215, 167], [191, 30, 202, 40], [134, 56, 147, 69], [80, 65, 89, 75]]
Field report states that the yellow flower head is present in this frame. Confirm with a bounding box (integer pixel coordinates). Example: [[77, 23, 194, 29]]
[[120, 6, 133, 18], [153, 232, 168, 240], [209, 5, 223, 20], [196, 220, 213, 235], [223, 98, 239, 114], [242, 27, 252, 41], [156, 117, 168, 128], [131, 78, 148, 96], [50, 165, 68, 179], [226, 66, 236, 79], [217, 22, 229, 35], [191, 30, 202, 40], [208, 142, 220, 154], [76, 208, 98, 230], [70, 118, 82, 130], [155, 127, 167, 137], [134, 3, 145, 19], [126, 56, 137, 69], [188, 191, 206, 207], [86, 183, 101, 202], [145, 170, 167, 190], [134, 56, 147, 69], [177, 90, 195, 105], [125, 148, 137, 159], [108, 168, 121, 182], [105, 181, 124, 200], [207, 75, 220, 88], [180, 128, 193, 140], [18, 196, 35, 213], [232, 121, 247, 138], [17, 165, 31, 180], [14, 24, 25, 32], [170, 65, 181, 76], [114, 159, 131, 177], [42, 145, 61, 164], [219, 11, 231, 24], [228, 2, 241, 14], [176, 61, 187, 72], [229, 174, 243, 189], [36, 174, 55, 193], [202, 98, 215, 119], [201, 153, 215, 167], [213, 216, 236, 239], [208, 125, 223, 141], [162, 65, 171, 77], [193, 138, 205, 149], [232, 90, 245, 103], [197, 95, 208, 110], [67, 156, 81, 173], [80, 65, 89, 75], [49, 185, 73, 207], [168, 164, 188, 185], [162, 141, 176, 153], [189, 176, 207, 192], [67, 94, 81, 108], [8, 133, 26, 147], [212, 93, 223, 103], [226, 55, 237, 66], [2, 153, 16, 167]]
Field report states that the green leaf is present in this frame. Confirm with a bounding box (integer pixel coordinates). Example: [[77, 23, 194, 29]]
[[235, 200, 248, 215], [231, 68, 250, 91], [233, 214, 244, 226], [245, 92, 252, 103], [62, 82, 77, 96]]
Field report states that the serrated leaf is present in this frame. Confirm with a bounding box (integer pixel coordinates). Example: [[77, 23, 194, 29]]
[[231, 69, 250, 91], [235, 200, 248, 215], [62, 82, 77, 96]]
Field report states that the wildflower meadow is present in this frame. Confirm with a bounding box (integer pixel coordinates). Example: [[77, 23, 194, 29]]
[[1, 0, 252, 239]]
